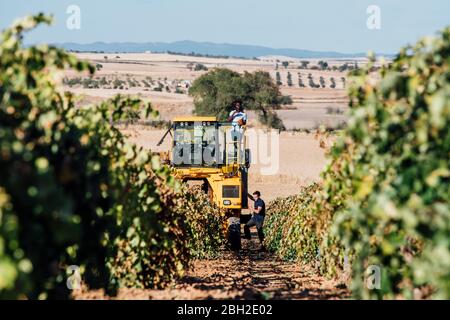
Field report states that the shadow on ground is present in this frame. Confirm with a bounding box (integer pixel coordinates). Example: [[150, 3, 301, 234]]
[[74, 232, 349, 300]]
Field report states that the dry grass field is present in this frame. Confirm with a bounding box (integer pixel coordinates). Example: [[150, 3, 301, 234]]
[[65, 53, 353, 127], [60, 52, 367, 300], [64, 52, 356, 202]]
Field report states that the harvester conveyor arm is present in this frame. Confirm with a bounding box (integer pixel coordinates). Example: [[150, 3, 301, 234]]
[[156, 126, 173, 146]]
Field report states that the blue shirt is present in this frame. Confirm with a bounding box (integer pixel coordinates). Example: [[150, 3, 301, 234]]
[[254, 198, 266, 217]]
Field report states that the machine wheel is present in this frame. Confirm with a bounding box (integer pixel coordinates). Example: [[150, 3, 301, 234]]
[[227, 218, 241, 251]]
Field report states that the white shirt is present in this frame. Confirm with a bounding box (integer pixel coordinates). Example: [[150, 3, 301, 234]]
[[229, 110, 247, 126]]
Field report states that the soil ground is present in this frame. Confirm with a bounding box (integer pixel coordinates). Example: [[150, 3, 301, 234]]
[[74, 236, 348, 300]]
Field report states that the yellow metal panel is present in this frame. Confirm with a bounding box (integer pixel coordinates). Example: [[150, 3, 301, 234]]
[[206, 175, 242, 209], [173, 116, 217, 122], [166, 118, 248, 212]]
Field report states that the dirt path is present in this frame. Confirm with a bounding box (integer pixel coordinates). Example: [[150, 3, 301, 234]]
[[75, 239, 348, 300]]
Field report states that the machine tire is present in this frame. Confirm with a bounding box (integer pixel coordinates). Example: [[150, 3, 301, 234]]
[[227, 219, 241, 251]]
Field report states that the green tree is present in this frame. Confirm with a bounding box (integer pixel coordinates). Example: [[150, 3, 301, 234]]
[[278, 95, 293, 105], [308, 73, 319, 88], [189, 69, 285, 129], [188, 68, 246, 120], [318, 60, 329, 70], [329, 77, 336, 89], [194, 63, 208, 71], [319, 76, 326, 88], [341, 76, 346, 88], [298, 73, 305, 87], [276, 71, 282, 85], [243, 71, 286, 130], [339, 63, 349, 72], [287, 72, 293, 87], [300, 60, 310, 69]]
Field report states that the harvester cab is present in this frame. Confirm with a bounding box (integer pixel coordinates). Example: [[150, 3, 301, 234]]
[[158, 116, 251, 250]]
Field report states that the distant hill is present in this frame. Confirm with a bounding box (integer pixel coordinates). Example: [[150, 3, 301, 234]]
[[53, 40, 371, 59]]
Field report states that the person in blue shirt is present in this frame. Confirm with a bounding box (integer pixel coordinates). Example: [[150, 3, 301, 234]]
[[244, 191, 266, 249], [227, 100, 247, 126]]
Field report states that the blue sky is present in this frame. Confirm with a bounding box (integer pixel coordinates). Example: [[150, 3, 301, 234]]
[[0, 0, 449, 53]]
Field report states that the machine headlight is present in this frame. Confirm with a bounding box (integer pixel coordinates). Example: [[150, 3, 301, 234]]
[[223, 200, 231, 206]]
